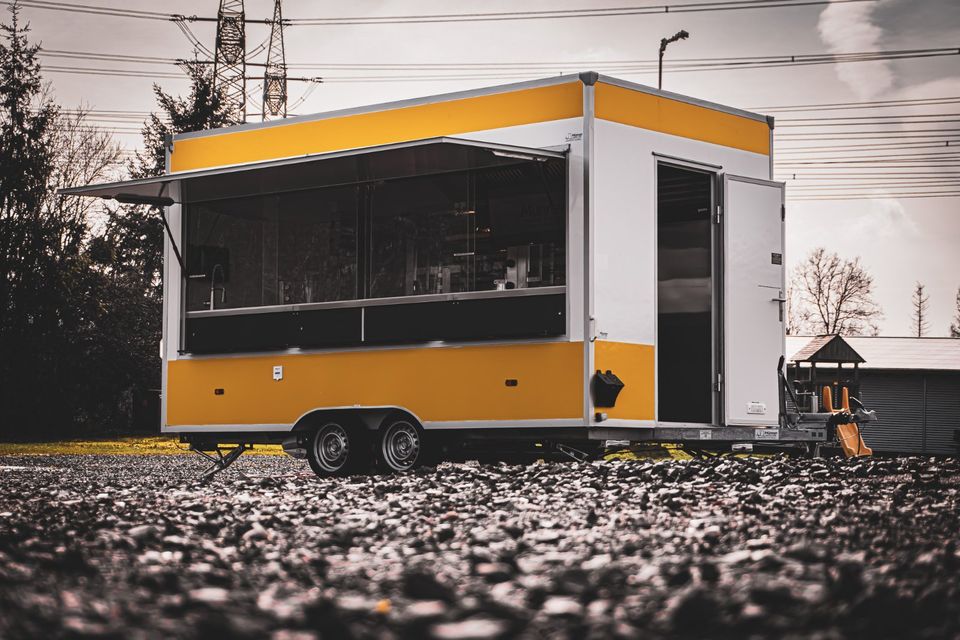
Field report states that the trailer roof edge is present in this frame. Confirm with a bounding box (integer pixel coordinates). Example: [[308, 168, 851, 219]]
[[594, 74, 770, 124], [173, 72, 770, 144], [173, 73, 585, 143]]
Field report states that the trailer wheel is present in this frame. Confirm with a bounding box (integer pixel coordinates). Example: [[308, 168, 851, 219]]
[[378, 418, 424, 473], [307, 422, 361, 477]]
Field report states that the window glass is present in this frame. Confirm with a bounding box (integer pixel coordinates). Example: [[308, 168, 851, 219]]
[[185, 186, 358, 311], [368, 159, 565, 298], [184, 151, 565, 312], [185, 196, 267, 312], [368, 172, 472, 298], [476, 161, 565, 292], [277, 186, 358, 304]]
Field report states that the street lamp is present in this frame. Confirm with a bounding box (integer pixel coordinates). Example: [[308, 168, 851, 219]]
[[659, 29, 689, 90]]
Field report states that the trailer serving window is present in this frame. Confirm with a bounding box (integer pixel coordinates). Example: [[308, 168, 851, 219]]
[[62, 138, 568, 353]]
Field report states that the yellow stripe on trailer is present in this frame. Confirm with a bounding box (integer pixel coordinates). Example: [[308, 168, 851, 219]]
[[594, 341, 656, 421], [171, 82, 584, 172], [167, 341, 585, 427], [594, 82, 770, 155]]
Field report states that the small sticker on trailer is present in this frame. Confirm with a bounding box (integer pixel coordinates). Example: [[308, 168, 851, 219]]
[[754, 429, 779, 441]]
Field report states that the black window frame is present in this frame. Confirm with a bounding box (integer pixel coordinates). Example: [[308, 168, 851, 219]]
[[178, 141, 569, 354]]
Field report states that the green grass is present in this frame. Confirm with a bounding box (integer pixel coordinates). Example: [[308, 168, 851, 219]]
[[0, 436, 284, 456]]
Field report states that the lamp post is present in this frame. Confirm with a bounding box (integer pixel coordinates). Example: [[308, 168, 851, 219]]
[[659, 29, 689, 90]]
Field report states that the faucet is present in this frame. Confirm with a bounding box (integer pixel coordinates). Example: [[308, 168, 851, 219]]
[[209, 263, 225, 310]]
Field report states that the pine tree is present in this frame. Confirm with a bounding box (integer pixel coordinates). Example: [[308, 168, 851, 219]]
[[950, 287, 960, 338], [0, 3, 77, 437], [911, 282, 929, 338], [132, 62, 232, 179], [103, 64, 232, 295]]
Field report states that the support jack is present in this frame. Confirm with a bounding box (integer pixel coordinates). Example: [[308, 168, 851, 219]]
[[556, 443, 590, 463], [193, 443, 250, 482]]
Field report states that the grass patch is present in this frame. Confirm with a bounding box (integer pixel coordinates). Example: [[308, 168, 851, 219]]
[[0, 436, 284, 456]]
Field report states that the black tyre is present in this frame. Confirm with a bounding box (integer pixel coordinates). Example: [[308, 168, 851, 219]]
[[378, 417, 425, 473], [307, 422, 363, 477]]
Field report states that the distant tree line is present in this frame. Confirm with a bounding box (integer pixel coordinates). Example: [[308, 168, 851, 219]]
[[0, 5, 229, 440], [787, 247, 960, 338]]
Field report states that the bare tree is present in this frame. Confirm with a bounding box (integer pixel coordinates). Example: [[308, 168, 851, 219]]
[[789, 247, 883, 336], [911, 282, 930, 337], [950, 287, 960, 338], [45, 106, 124, 239], [48, 108, 123, 211]]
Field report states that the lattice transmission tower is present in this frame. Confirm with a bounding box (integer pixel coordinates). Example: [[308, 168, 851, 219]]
[[262, 0, 287, 120], [213, 0, 247, 124]]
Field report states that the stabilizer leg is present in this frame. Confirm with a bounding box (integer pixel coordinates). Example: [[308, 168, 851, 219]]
[[193, 444, 250, 482]]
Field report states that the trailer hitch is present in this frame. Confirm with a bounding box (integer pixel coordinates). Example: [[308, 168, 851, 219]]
[[192, 443, 251, 482]]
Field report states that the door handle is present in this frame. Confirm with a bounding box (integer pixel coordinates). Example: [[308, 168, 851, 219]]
[[771, 294, 785, 321]]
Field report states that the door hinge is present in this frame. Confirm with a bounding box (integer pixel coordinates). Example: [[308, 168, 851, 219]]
[[781, 204, 786, 221], [714, 204, 722, 224], [713, 372, 723, 392]]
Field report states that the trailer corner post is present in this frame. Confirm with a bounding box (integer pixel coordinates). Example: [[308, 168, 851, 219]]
[[582, 72, 597, 427]]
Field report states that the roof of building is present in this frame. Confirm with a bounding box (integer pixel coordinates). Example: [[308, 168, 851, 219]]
[[789, 334, 865, 364], [786, 336, 960, 371]]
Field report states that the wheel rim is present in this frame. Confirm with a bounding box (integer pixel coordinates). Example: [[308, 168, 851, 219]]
[[382, 421, 421, 471], [314, 423, 350, 472]]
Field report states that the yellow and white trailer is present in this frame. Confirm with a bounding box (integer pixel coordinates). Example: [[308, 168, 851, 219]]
[[64, 72, 852, 475]]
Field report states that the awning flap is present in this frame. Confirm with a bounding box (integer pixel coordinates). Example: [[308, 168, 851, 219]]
[[58, 136, 567, 202]]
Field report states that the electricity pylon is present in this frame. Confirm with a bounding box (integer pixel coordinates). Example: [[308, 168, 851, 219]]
[[213, 0, 246, 124], [262, 0, 287, 120]]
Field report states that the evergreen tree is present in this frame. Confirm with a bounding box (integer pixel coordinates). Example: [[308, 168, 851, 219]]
[[0, 4, 69, 438], [105, 64, 231, 295], [80, 64, 232, 433], [950, 287, 960, 338], [911, 282, 929, 338]]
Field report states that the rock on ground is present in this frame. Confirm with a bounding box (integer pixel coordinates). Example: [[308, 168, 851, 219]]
[[0, 453, 958, 638]]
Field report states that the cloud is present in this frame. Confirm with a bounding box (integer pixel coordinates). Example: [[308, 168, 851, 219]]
[[817, 0, 894, 99]]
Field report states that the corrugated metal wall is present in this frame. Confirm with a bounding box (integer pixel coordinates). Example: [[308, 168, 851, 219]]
[[859, 371, 960, 455], [925, 374, 960, 455]]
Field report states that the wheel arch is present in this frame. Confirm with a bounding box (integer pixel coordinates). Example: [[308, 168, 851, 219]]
[[291, 405, 424, 434]]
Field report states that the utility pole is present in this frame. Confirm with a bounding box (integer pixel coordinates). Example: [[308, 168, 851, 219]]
[[658, 29, 689, 90], [213, 0, 247, 124], [262, 0, 287, 120]]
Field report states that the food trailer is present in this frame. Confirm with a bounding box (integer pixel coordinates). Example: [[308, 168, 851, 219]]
[[64, 72, 864, 477]]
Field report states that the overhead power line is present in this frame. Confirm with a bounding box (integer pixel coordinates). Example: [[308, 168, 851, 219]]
[[286, 0, 877, 25], [5, 0, 171, 20], [35, 47, 958, 86], [5, 0, 876, 24], [775, 140, 959, 153], [41, 46, 957, 74], [42, 65, 183, 80], [779, 113, 960, 122], [778, 119, 960, 127], [751, 96, 960, 112], [787, 193, 960, 200]]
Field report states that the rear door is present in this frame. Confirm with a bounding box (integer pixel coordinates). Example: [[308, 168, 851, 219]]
[[722, 175, 785, 426]]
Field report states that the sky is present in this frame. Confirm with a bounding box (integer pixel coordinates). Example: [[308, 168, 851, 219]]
[[11, 0, 960, 336]]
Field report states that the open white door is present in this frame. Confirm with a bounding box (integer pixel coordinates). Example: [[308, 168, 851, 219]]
[[723, 175, 785, 426]]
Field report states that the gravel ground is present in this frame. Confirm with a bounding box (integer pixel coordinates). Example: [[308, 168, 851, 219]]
[[1, 453, 958, 639]]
